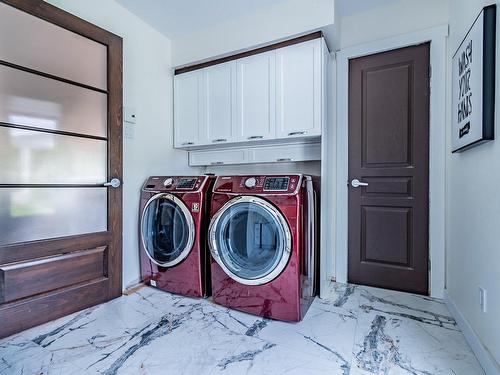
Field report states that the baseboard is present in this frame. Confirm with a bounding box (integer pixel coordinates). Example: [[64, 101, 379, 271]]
[[319, 279, 333, 299], [443, 290, 500, 375], [122, 280, 146, 295]]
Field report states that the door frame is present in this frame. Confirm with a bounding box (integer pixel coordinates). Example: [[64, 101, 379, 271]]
[[0, 0, 123, 336], [330, 25, 447, 298]]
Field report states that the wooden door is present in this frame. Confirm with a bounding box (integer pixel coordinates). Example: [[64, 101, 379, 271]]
[[236, 51, 276, 142], [0, 0, 122, 337], [174, 70, 201, 148], [348, 43, 430, 295], [201, 61, 236, 146], [275, 38, 322, 139]]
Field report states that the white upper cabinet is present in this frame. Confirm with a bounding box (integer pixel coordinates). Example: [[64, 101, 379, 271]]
[[235, 51, 276, 142], [276, 38, 323, 139], [173, 36, 327, 149], [174, 70, 201, 147], [200, 61, 237, 146]]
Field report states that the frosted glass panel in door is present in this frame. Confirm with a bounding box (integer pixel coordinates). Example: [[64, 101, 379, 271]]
[[0, 188, 107, 246], [0, 65, 107, 137], [236, 51, 275, 141], [0, 3, 107, 90], [0, 127, 107, 184]]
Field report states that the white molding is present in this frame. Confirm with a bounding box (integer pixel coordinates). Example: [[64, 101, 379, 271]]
[[444, 290, 500, 375], [334, 25, 448, 298], [319, 52, 337, 296]]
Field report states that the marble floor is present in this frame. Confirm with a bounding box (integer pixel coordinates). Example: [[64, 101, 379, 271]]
[[0, 282, 484, 375]]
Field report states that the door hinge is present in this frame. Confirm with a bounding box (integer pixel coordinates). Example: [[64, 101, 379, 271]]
[[428, 65, 432, 79], [428, 259, 431, 271]]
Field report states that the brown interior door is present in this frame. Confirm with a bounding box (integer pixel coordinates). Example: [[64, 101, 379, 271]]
[[0, 0, 122, 337], [348, 43, 430, 295]]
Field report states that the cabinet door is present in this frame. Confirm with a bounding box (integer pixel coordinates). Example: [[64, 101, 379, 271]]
[[189, 148, 246, 166], [249, 142, 321, 164], [276, 39, 322, 139], [200, 62, 236, 146], [236, 51, 276, 142], [174, 71, 201, 148]]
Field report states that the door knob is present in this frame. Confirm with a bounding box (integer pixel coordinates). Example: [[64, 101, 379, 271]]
[[104, 178, 121, 188], [351, 179, 368, 188]]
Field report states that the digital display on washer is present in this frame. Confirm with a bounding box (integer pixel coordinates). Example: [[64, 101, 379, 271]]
[[176, 178, 197, 189], [263, 177, 289, 191]]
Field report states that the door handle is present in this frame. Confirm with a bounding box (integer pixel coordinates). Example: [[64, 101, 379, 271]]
[[351, 179, 368, 188], [212, 138, 227, 143], [104, 178, 121, 188]]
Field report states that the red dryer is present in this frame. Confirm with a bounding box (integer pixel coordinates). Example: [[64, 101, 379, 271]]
[[139, 175, 215, 298], [208, 175, 319, 321]]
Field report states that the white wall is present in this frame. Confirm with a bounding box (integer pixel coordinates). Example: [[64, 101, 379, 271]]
[[340, 0, 449, 48], [46, 0, 201, 290], [321, 55, 337, 289], [172, 0, 335, 67], [446, 0, 500, 367]]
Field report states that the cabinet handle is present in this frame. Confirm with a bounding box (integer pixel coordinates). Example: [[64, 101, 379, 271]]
[[247, 135, 264, 140], [212, 138, 227, 143], [181, 141, 194, 146], [288, 131, 307, 136], [277, 158, 293, 162], [210, 161, 224, 165]]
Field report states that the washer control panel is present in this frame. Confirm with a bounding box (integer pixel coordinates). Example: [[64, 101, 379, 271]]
[[176, 178, 198, 190], [143, 176, 205, 191], [213, 175, 301, 194], [263, 177, 289, 191]]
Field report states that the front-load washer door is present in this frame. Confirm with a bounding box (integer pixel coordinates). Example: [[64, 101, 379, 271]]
[[209, 196, 292, 285], [141, 193, 195, 268]]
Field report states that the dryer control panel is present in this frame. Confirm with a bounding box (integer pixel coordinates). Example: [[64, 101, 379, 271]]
[[213, 175, 301, 194], [143, 176, 205, 192]]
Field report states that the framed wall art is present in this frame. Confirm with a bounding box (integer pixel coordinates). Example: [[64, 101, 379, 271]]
[[452, 4, 496, 152]]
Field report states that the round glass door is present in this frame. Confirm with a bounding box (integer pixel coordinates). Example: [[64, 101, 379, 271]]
[[141, 193, 195, 267], [209, 196, 291, 285]]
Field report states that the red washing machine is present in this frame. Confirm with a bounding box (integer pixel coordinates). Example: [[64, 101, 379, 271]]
[[139, 175, 215, 298], [208, 175, 319, 322]]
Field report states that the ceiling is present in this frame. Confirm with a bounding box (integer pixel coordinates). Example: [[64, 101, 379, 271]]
[[116, 0, 402, 39], [116, 0, 290, 38], [336, 0, 401, 18]]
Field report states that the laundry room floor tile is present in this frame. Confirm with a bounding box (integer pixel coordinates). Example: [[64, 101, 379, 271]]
[[351, 285, 484, 375], [0, 283, 485, 375]]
